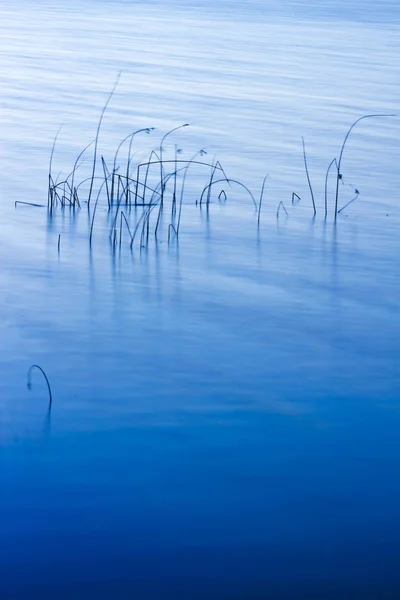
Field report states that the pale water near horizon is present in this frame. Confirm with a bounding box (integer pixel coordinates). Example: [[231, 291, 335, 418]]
[[0, 1, 399, 598]]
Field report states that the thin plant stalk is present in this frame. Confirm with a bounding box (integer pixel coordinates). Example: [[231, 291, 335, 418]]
[[69, 139, 94, 204], [27, 364, 53, 407], [159, 124, 189, 204], [277, 201, 288, 218], [301, 137, 316, 216], [89, 174, 113, 244], [258, 174, 268, 225], [101, 156, 111, 208], [199, 178, 257, 208], [334, 113, 395, 217], [292, 193, 301, 205], [338, 191, 360, 214], [119, 211, 134, 246], [141, 150, 161, 205], [48, 124, 63, 210], [324, 158, 337, 218], [110, 127, 152, 203], [177, 149, 207, 234], [87, 72, 121, 207]]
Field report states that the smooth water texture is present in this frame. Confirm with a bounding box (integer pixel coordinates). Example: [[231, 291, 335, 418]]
[[0, 1, 399, 598]]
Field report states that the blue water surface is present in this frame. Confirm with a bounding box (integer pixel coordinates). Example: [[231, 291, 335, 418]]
[[0, 0, 399, 598]]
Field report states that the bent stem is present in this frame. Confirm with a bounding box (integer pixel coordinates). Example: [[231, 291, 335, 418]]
[[199, 177, 257, 208], [276, 201, 288, 218], [334, 113, 395, 217], [338, 191, 360, 214], [27, 364, 53, 407]]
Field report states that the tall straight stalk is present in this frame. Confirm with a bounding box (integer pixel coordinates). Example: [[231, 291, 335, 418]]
[[302, 137, 316, 216], [87, 72, 121, 207]]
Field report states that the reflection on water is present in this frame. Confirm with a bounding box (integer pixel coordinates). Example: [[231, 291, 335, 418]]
[[0, 0, 400, 598]]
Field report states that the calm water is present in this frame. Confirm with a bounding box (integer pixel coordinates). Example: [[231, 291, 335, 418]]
[[1, 1, 399, 598]]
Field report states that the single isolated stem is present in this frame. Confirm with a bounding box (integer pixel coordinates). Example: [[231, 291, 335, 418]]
[[27, 364, 53, 407], [258, 174, 268, 225], [87, 72, 121, 207], [291, 193, 301, 205], [301, 137, 316, 215], [276, 201, 288, 218]]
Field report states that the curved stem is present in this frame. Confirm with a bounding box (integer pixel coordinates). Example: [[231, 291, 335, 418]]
[[111, 127, 152, 203], [302, 137, 316, 216], [258, 174, 268, 225], [334, 113, 395, 217], [68, 139, 94, 204], [27, 365, 53, 407], [159, 124, 189, 203], [199, 178, 257, 208]]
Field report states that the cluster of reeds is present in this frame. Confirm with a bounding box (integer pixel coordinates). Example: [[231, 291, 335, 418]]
[[47, 114, 264, 250], [44, 77, 394, 245]]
